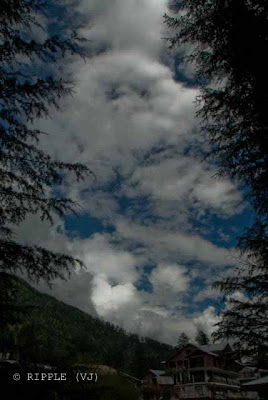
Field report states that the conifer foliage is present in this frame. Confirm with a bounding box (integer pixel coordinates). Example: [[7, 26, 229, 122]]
[[195, 328, 209, 346], [165, 0, 268, 365], [177, 332, 190, 349], [0, 0, 90, 284]]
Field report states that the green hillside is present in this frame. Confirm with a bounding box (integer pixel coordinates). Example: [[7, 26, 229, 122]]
[[0, 275, 174, 379]]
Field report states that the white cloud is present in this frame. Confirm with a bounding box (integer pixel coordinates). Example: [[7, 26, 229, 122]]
[[12, 0, 249, 345], [115, 218, 236, 268], [150, 263, 190, 293], [193, 306, 221, 337], [128, 157, 243, 217], [225, 291, 248, 309], [194, 286, 221, 303], [74, 234, 140, 284], [91, 273, 141, 324], [79, 0, 168, 55]]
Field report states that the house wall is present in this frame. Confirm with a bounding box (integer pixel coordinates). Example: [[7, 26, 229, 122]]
[[143, 373, 163, 394], [205, 355, 214, 368], [166, 345, 196, 366], [170, 384, 211, 399], [165, 345, 243, 400]]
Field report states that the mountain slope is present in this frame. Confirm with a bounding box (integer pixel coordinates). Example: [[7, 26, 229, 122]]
[[0, 276, 174, 379]]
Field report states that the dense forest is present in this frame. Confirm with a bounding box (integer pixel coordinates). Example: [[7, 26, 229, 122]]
[[0, 276, 174, 379]]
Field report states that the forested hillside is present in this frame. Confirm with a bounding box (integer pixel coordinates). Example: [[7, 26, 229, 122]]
[[0, 276, 174, 379]]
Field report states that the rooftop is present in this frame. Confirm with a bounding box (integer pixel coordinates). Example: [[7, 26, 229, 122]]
[[242, 376, 268, 387], [199, 343, 231, 353], [149, 369, 165, 377], [157, 375, 174, 385]]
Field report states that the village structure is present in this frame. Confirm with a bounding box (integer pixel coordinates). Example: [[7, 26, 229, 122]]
[[142, 343, 268, 400], [1, 341, 268, 399]]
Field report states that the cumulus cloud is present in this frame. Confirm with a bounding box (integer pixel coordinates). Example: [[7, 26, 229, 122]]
[[127, 157, 243, 217], [74, 234, 140, 284], [193, 306, 221, 337], [91, 273, 140, 320], [150, 263, 190, 293], [80, 0, 168, 55], [14, 0, 249, 344], [115, 218, 236, 268], [194, 286, 222, 303]]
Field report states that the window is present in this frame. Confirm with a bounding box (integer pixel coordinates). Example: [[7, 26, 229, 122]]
[[191, 371, 205, 383], [174, 373, 181, 385], [189, 357, 204, 368], [182, 371, 190, 384]]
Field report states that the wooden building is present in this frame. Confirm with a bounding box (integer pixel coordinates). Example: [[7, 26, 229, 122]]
[[241, 376, 268, 400], [142, 369, 173, 400], [164, 343, 241, 399]]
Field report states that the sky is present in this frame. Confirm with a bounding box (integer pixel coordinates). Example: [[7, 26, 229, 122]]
[[15, 0, 253, 345]]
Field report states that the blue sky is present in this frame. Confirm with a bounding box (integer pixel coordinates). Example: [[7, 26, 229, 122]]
[[16, 0, 253, 345]]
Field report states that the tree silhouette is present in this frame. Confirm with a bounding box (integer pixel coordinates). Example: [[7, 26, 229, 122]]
[[177, 332, 190, 349], [165, 0, 268, 365], [0, 0, 91, 288], [195, 328, 209, 346], [212, 256, 268, 368]]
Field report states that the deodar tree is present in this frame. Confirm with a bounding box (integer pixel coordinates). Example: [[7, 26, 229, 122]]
[[177, 332, 190, 349], [195, 328, 209, 346], [0, 0, 90, 290], [164, 0, 268, 365]]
